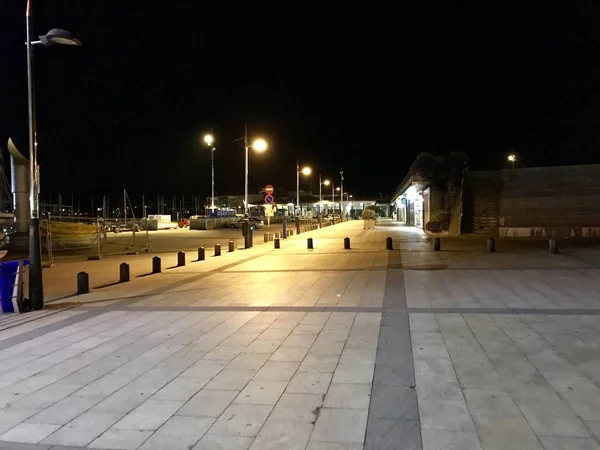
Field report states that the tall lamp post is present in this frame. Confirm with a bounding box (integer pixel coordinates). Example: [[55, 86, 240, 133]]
[[26, 1, 81, 310], [203, 134, 216, 214], [236, 125, 267, 215], [320, 176, 330, 215], [508, 154, 516, 170], [340, 168, 344, 221], [296, 161, 311, 216]]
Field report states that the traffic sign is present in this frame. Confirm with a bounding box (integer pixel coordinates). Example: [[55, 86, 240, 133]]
[[264, 194, 274, 204], [264, 185, 274, 195]]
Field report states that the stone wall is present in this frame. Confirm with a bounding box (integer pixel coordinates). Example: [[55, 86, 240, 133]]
[[463, 165, 600, 237]]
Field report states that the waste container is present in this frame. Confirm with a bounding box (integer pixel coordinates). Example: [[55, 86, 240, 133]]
[[0, 260, 26, 313]]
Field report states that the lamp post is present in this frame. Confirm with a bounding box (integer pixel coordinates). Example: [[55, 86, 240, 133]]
[[508, 154, 516, 170], [26, 1, 81, 310], [237, 125, 267, 215], [320, 176, 330, 215], [203, 134, 216, 214], [296, 162, 311, 216], [340, 168, 344, 221]]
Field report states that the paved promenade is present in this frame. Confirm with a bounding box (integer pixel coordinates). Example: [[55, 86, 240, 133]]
[[1, 220, 600, 449]]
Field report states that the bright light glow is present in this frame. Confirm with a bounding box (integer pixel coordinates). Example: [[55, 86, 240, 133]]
[[508, 154, 516, 162], [349, 195, 353, 198], [404, 185, 421, 201], [204, 134, 214, 145], [301, 166, 312, 176], [252, 139, 268, 152], [336, 187, 341, 191], [323, 179, 331, 186]]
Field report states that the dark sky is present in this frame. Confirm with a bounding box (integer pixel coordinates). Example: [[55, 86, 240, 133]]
[[2, 1, 600, 207]]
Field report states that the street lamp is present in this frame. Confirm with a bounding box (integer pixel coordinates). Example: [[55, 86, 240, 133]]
[[26, 1, 82, 310], [296, 162, 311, 216], [237, 125, 267, 215], [340, 168, 345, 221], [508, 154, 516, 169], [203, 134, 216, 215], [320, 176, 330, 215]]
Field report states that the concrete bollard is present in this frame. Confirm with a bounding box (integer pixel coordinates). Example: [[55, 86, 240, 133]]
[[307, 238, 314, 249], [119, 263, 130, 283], [434, 237, 441, 252], [344, 237, 351, 249], [214, 244, 221, 256], [198, 247, 205, 261], [386, 237, 393, 250], [229, 240, 235, 252], [177, 251, 186, 267], [152, 256, 161, 273], [487, 238, 496, 253], [77, 271, 90, 295], [264, 233, 269, 243], [268, 233, 274, 242], [274, 238, 280, 249], [549, 238, 559, 254]]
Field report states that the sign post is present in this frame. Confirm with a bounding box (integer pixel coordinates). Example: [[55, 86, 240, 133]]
[[264, 193, 275, 230]]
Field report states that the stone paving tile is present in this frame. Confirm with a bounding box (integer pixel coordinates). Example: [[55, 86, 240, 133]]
[[177, 389, 238, 417], [112, 399, 184, 431], [234, 380, 288, 405], [311, 408, 368, 444], [287, 372, 333, 395], [193, 434, 253, 450], [249, 420, 313, 450], [139, 415, 214, 450], [27, 394, 104, 426], [89, 428, 153, 449], [323, 383, 371, 409], [40, 411, 123, 447], [0, 423, 59, 444], [208, 403, 273, 437], [254, 362, 299, 381], [204, 369, 255, 391]]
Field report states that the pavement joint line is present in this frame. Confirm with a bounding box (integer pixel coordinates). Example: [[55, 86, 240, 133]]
[[65, 305, 600, 316]]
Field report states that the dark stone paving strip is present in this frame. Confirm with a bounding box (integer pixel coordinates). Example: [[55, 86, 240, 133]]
[[365, 251, 422, 450]]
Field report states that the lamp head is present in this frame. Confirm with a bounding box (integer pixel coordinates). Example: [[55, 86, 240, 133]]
[[252, 139, 268, 152], [204, 134, 214, 146], [323, 179, 330, 186], [301, 166, 312, 176], [44, 28, 82, 46]]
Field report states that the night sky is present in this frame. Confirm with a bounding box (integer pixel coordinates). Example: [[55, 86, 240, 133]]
[[2, 1, 600, 208]]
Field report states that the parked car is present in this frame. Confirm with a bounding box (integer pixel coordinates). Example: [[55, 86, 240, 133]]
[[229, 217, 264, 230]]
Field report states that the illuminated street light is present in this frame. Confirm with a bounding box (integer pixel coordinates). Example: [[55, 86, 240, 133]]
[[508, 153, 516, 169], [296, 162, 312, 216], [252, 139, 268, 152], [26, 1, 82, 311], [236, 126, 268, 214], [203, 134, 216, 213], [319, 176, 331, 215]]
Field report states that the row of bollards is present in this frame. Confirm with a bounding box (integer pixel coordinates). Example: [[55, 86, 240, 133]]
[[76, 240, 237, 295], [429, 236, 559, 254]]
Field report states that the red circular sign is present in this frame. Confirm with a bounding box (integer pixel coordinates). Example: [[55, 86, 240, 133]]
[[265, 185, 274, 195]]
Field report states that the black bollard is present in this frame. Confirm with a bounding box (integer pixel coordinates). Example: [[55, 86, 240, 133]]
[[177, 251, 186, 267], [275, 232, 280, 239], [198, 247, 205, 261], [264, 233, 269, 243], [386, 237, 393, 250], [487, 238, 496, 253], [434, 237, 441, 251], [77, 271, 89, 295], [269, 233, 274, 242], [549, 238, 559, 254], [282, 219, 287, 239], [307, 238, 314, 249], [229, 240, 235, 252], [152, 256, 161, 273], [214, 244, 221, 256], [344, 237, 351, 249], [274, 238, 280, 249], [119, 263, 130, 283]]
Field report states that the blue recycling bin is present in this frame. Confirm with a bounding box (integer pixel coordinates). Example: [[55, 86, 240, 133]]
[[0, 260, 26, 313]]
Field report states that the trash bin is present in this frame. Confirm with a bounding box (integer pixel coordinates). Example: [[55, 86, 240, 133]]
[[0, 260, 26, 313]]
